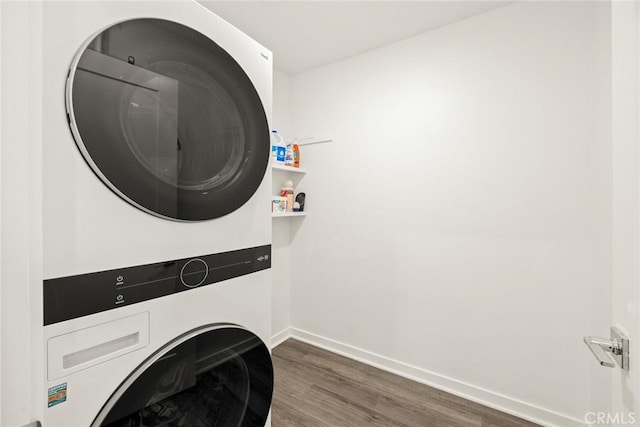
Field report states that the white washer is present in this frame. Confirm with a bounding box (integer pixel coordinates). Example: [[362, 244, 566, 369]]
[[41, 1, 273, 426], [43, 265, 273, 427]]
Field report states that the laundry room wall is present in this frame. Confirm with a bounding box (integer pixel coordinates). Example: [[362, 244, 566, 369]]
[[287, 1, 611, 425], [271, 69, 293, 342], [0, 3, 4, 422], [0, 2, 44, 425]]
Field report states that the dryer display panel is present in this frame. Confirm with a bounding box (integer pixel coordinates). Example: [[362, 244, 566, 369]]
[[92, 325, 273, 427], [67, 19, 270, 221]]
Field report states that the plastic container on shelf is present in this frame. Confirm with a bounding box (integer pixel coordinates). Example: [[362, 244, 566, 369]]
[[293, 144, 300, 168], [272, 197, 287, 213], [284, 143, 294, 167], [280, 180, 294, 212], [270, 130, 286, 164]]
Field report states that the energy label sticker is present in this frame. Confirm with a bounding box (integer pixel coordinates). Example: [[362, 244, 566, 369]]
[[48, 383, 67, 408]]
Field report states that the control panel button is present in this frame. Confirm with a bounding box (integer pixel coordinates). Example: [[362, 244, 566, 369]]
[[180, 258, 208, 288]]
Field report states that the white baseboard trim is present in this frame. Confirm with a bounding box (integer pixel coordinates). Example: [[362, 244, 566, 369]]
[[271, 327, 292, 349], [285, 327, 586, 427]]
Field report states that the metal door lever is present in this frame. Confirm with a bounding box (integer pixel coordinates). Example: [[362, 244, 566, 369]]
[[583, 327, 629, 370], [583, 336, 619, 367]]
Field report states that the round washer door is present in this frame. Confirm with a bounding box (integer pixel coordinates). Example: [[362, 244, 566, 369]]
[[92, 325, 274, 427], [67, 19, 270, 221]]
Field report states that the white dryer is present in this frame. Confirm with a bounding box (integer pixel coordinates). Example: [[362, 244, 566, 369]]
[[41, 1, 273, 426]]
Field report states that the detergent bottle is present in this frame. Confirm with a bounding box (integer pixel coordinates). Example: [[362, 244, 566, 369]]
[[270, 130, 286, 164]]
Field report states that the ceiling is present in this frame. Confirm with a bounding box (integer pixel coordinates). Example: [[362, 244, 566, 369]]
[[200, 1, 511, 75]]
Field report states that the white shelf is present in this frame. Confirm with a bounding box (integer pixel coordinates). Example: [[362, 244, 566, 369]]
[[272, 163, 307, 174], [272, 212, 307, 218]]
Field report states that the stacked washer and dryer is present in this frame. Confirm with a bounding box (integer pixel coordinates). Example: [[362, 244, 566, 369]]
[[41, 2, 274, 426]]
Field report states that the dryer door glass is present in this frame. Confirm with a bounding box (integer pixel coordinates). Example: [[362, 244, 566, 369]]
[[93, 326, 273, 427], [67, 19, 270, 221]]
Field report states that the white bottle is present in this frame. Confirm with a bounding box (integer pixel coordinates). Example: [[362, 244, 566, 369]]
[[271, 130, 286, 164], [284, 143, 294, 166]]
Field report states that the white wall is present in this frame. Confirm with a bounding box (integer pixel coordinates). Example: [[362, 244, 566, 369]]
[[271, 69, 293, 341], [288, 2, 610, 424], [0, 2, 4, 422], [0, 2, 44, 426]]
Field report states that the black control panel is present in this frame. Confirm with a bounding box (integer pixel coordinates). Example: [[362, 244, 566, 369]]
[[43, 245, 271, 325]]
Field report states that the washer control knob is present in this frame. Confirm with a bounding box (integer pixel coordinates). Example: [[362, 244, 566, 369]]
[[180, 258, 208, 288]]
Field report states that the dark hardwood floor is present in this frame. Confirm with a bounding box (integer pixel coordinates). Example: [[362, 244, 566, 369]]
[[271, 339, 538, 427]]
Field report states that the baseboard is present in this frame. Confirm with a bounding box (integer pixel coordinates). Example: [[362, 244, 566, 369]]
[[271, 327, 292, 349], [287, 327, 587, 427]]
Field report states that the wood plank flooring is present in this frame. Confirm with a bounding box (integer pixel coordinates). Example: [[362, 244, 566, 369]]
[[271, 339, 538, 427]]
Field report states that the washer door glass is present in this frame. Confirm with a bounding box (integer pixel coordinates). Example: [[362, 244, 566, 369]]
[[93, 326, 273, 427], [67, 19, 270, 221]]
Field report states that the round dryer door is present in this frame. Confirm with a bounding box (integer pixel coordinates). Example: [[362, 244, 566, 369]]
[[67, 19, 270, 221], [92, 325, 273, 427]]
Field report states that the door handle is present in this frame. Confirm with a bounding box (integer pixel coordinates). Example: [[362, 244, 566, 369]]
[[583, 326, 629, 370], [583, 336, 618, 367]]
